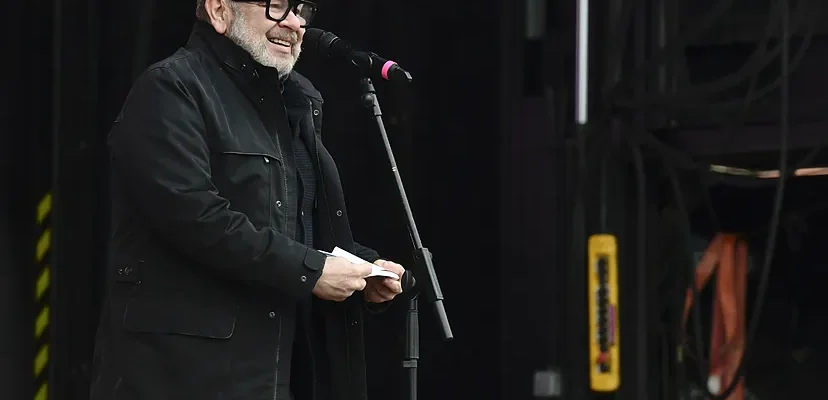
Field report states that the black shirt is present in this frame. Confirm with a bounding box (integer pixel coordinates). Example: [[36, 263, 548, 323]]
[[285, 94, 325, 400], [290, 110, 317, 248]]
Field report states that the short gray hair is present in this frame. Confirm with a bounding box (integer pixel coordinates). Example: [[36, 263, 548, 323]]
[[196, 0, 239, 22], [195, 0, 209, 21]]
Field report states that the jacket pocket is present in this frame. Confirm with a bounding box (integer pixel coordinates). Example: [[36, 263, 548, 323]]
[[118, 298, 239, 394], [210, 151, 284, 229], [122, 298, 237, 339]]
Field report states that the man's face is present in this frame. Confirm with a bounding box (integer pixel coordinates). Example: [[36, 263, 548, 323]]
[[226, 1, 304, 77]]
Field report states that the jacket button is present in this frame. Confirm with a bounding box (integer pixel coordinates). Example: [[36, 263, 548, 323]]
[[268, 312, 276, 318], [336, 210, 343, 217], [259, 97, 265, 104], [264, 157, 270, 164], [301, 275, 308, 282], [313, 109, 320, 116], [123, 266, 132, 276], [276, 200, 282, 207]]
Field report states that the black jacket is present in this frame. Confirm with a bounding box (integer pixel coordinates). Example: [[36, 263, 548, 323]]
[[90, 22, 382, 400]]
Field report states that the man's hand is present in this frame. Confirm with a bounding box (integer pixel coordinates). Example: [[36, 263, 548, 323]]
[[312, 257, 373, 302], [364, 260, 405, 303]]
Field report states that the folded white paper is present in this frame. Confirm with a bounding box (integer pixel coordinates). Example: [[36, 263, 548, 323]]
[[319, 247, 400, 280]]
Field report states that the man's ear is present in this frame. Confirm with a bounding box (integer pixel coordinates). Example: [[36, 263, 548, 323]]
[[204, 0, 234, 34]]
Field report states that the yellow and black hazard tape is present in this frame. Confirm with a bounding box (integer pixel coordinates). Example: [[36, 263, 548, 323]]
[[34, 192, 52, 400]]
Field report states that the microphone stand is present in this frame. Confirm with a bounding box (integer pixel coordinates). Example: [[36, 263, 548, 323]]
[[359, 77, 454, 400]]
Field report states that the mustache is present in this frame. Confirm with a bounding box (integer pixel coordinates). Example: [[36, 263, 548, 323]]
[[268, 32, 300, 44]]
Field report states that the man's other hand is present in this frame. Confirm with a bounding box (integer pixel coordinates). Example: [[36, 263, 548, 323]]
[[364, 260, 405, 303], [312, 257, 373, 302]]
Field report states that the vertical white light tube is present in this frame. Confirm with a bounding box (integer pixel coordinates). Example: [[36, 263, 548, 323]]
[[575, 0, 589, 125]]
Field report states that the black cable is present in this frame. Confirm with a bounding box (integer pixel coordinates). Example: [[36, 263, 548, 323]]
[[693, 0, 810, 269], [674, 0, 812, 116], [663, 161, 710, 397], [660, 2, 792, 398], [620, 14, 804, 399], [605, 0, 817, 142], [581, 0, 817, 187], [608, 0, 739, 96], [575, 0, 741, 147], [571, 1, 810, 398], [691, 0, 788, 236], [612, 0, 815, 118], [601, 0, 642, 97], [630, 139, 650, 399], [572, 45, 813, 181], [599, 146, 610, 232], [660, 329, 670, 400], [706, 1, 782, 156]]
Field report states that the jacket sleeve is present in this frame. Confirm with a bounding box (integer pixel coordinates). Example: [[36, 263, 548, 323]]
[[108, 66, 326, 299], [352, 242, 399, 314], [353, 242, 381, 263]]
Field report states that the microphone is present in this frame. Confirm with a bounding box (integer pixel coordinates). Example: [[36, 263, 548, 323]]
[[401, 270, 416, 293], [303, 28, 413, 84]]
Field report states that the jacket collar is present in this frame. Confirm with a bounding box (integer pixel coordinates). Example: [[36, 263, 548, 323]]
[[188, 21, 284, 88], [186, 21, 324, 103]]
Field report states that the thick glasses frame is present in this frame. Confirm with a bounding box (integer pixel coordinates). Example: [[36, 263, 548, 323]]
[[263, 0, 317, 28]]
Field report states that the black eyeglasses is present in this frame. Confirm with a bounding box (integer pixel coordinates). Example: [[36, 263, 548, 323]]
[[242, 0, 317, 28]]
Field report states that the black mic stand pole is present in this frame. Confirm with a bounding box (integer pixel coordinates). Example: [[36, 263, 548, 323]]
[[359, 77, 454, 400]]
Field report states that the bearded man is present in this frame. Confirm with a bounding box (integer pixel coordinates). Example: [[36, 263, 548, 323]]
[[89, 1, 407, 399]]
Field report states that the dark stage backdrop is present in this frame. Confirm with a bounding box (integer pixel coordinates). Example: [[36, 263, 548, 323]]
[[9, 1, 827, 399], [1, 0, 528, 399]]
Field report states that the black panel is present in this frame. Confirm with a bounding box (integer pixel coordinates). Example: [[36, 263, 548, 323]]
[[0, 0, 29, 391], [51, 0, 107, 398]]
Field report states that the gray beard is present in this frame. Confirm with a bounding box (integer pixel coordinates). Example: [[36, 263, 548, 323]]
[[226, 14, 301, 77]]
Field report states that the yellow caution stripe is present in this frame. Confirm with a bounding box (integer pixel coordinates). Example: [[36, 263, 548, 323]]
[[37, 193, 52, 225], [34, 344, 49, 377], [36, 267, 50, 302], [36, 229, 50, 264], [34, 192, 52, 400], [34, 382, 47, 400], [35, 306, 50, 340]]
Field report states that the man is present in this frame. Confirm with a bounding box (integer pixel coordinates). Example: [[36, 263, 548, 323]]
[[90, 0, 407, 399]]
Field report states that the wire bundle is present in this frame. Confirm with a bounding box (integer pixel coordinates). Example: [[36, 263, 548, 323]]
[[569, 0, 825, 398]]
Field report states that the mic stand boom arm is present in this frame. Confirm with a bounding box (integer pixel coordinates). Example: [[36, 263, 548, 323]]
[[358, 78, 454, 400]]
